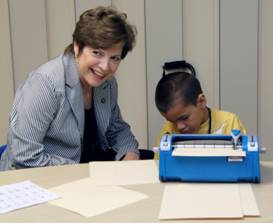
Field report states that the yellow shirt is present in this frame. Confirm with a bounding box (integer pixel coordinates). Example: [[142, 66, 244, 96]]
[[155, 109, 246, 158]]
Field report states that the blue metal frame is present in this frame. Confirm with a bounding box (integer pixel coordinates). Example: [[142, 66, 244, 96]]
[[159, 134, 260, 183]]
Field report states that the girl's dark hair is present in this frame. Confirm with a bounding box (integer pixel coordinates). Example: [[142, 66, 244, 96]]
[[64, 6, 137, 59], [155, 72, 203, 113]]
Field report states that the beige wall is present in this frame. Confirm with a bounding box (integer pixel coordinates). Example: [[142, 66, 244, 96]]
[[183, 0, 219, 108], [45, 0, 75, 59], [9, 0, 49, 89], [1, 0, 273, 160], [260, 0, 273, 161], [0, 0, 14, 145], [113, 0, 148, 149], [145, 0, 183, 148]]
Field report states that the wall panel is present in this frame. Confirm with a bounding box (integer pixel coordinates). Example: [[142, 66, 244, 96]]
[[113, 0, 147, 148], [46, 0, 75, 59], [220, 0, 258, 135], [75, 0, 110, 20], [260, 0, 273, 160], [183, 0, 219, 108], [145, 0, 183, 147], [9, 0, 48, 89], [0, 0, 14, 144]]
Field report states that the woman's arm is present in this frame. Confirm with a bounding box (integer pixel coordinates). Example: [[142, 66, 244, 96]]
[[105, 78, 139, 160], [10, 72, 77, 168]]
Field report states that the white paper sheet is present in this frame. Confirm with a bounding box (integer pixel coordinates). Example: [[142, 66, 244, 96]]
[[159, 183, 260, 220], [89, 160, 160, 186], [159, 183, 244, 220], [239, 184, 260, 216], [172, 147, 246, 157], [49, 178, 148, 218], [0, 181, 60, 214]]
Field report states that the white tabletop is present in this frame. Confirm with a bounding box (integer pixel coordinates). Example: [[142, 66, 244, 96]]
[[0, 161, 273, 223]]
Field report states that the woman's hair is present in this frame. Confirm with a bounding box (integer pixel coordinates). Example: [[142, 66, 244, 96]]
[[64, 6, 137, 59], [155, 72, 203, 113]]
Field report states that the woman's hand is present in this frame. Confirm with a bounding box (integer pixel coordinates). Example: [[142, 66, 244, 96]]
[[122, 151, 139, 160]]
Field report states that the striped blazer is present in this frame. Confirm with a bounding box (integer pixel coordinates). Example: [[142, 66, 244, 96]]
[[0, 54, 139, 170]]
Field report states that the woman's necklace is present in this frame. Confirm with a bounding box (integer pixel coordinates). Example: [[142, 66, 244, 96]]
[[83, 88, 92, 109]]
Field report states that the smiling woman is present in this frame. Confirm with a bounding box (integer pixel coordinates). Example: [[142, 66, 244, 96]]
[[0, 6, 141, 171], [73, 42, 123, 90]]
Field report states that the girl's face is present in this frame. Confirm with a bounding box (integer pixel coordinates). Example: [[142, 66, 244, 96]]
[[74, 42, 123, 88]]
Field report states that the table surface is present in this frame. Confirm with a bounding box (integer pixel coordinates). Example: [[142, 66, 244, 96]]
[[0, 161, 273, 223]]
